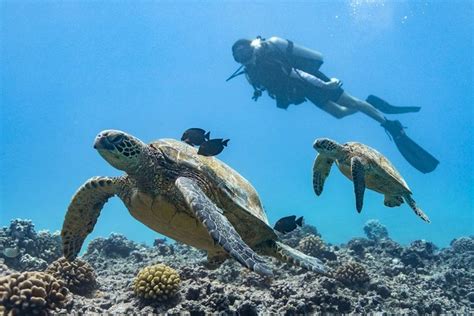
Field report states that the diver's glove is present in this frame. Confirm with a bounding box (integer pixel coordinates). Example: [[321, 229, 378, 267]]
[[325, 78, 343, 90], [252, 89, 263, 101]]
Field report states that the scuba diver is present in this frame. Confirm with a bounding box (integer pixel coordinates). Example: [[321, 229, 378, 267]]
[[228, 36, 439, 174]]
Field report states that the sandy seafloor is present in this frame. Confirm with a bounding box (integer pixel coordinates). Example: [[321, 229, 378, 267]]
[[0, 218, 472, 315]]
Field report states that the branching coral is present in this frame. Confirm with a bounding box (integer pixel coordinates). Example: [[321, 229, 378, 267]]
[[0, 271, 69, 315], [133, 263, 180, 301], [334, 262, 370, 286], [45, 257, 97, 295], [297, 235, 326, 257]]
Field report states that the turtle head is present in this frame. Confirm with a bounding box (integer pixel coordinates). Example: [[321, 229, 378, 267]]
[[94, 130, 146, 172], [313, 138, 343, 159]]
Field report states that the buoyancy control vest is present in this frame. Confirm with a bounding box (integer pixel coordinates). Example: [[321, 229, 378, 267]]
[[244, 37, 326, 109]]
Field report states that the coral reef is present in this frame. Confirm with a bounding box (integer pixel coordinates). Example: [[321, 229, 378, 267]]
[[154, 238, 174, 256], [0, 271, 69, 315], [347, 237, 375, 257], [363, 219, 389, 241], [36, 230, 63, 263], [45, 257, 97, 295], [0, 219, 472, 314], [334, 262, 370, 286], [400, 240, 438, 268], [0, 219, 62, 271], [451, 236, 474, 252], [85, 233, 140, 259], [279, 224, 320, 248], [19, 254, 48, 271], [133, 263, 180, 301]]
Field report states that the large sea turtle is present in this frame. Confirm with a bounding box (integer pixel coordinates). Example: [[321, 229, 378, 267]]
[[61, 130, 326, 277], [312, 138, 430, 223]]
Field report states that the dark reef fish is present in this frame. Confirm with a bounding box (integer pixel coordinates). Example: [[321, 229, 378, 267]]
[[274, 215, 304, 234], [198, 139, 229, 157], [181, 128, 210, 146]]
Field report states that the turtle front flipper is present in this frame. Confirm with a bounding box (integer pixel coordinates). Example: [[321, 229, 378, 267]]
[[351, 156, 366, 213], [312, 154, 334, 196], [175, 176, 273, 277], [61, 176, 121, 261]]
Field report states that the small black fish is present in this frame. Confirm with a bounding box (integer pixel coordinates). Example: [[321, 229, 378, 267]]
[[181, 128, 210, 146], [273, 215, 304, 234], [198, 138, 229, 157]]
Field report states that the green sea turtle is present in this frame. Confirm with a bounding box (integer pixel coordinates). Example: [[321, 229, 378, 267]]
[[61, 130, 326, 277], [312, 138, 430, 223]]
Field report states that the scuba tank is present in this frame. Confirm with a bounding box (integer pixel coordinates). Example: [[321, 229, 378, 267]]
[[266, 36, 324, 76]]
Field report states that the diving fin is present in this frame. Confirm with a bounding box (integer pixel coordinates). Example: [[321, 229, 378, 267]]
[[382, 120, 439, 174], [367, 95, 421, 114]]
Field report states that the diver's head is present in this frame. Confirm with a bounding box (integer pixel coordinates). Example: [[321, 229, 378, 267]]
[[94, 130, 146, 172], [232, 39, 254, 64], [313, 138, 342, 158]]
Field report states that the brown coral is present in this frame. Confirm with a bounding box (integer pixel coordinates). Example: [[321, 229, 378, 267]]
[[0, 271, 69, 316], [297, 235, 326, 257], [133, 263, 180, 301], [0, 259, 13, 278], [334, 262, 370, 286], [45, 257, 96, 295]]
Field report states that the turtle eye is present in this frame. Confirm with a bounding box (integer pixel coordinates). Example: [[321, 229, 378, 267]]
[[108, 134, 124, 145]]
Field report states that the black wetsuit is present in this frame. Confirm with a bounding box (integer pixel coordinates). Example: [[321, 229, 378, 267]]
[[245, 41, 344, 109]]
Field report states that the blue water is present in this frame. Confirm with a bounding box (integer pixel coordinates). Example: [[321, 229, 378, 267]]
[[1, 1, 472, 248]]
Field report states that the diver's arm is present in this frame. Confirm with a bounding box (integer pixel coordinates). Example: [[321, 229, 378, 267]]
[[244, 72, 265, 101], [290, 69, 341, 90], [290, 69, 326, 87]]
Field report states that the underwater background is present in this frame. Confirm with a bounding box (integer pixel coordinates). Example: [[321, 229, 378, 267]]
[[1, 1, 473, 248]]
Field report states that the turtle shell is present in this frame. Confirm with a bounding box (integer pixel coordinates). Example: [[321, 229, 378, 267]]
[[340, 142, 411, 195], [148, 139, 276, 246]]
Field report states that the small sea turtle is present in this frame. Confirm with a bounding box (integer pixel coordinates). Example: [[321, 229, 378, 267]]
[[312, 138, 430, 223], [61, 130, 326, 277]]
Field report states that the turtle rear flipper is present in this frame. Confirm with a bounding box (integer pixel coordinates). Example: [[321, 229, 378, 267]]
[[384, 195, 404, 207], [403, 194, 431, 223], [273, 241, 326, 274], [175, 176, 273, 277], [61, 176, 121, 261]]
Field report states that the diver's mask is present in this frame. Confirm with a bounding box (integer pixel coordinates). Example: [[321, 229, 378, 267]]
[[232, 39, 255, 64]]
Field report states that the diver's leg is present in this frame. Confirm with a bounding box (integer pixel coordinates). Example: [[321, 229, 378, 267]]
[[336, 92, 386, 123], [316, 100, 358, 119]]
